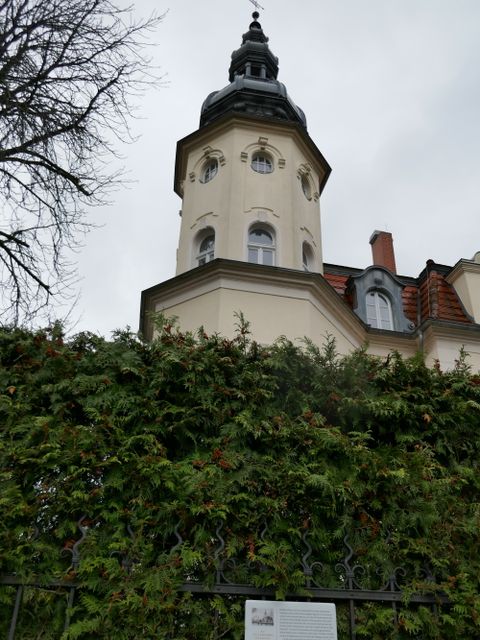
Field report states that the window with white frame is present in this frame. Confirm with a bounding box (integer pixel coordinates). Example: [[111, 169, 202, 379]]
[[248, 226, 275, 266], [366, 291, 393, 330], [196, 233, 215, 266], [200, 159, 218, 184], [251, 153, 273, 174]]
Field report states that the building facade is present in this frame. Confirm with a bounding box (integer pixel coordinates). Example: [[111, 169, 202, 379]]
[[140, 13, 480, 371]]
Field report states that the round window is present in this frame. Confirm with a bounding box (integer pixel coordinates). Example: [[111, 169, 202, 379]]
[[201, 159, 218, 183], [251, 153, 273, 174], [301, 175, 311, 200]]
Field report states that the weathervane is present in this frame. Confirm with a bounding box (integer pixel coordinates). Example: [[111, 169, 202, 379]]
[[249, 0, 265, 11]]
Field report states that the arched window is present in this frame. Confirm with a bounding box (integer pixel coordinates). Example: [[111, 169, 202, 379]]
[[200, 159, 218, 184], [302, 242, 314, 271], [251, 153, 273, 174], [366, 291, 393, 330], [248, 226, 275, 266], [196, 233, 215, 266]]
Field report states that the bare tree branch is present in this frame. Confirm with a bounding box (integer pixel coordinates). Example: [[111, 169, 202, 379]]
[[0, 0, 163, 324]]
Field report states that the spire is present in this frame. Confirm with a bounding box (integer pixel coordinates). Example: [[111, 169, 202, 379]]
[[228, 12, 279, 82], [200, 12, 307, 129]]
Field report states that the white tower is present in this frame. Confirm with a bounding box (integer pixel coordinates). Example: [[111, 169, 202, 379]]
[[141, 14, 367, 349], [174, 12, 330, 276]]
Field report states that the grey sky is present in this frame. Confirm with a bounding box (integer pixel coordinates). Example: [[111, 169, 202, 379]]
[[66, 0, 480, 336]]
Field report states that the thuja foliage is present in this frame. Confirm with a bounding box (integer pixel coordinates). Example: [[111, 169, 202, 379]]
[[1, 318, 480, 638]]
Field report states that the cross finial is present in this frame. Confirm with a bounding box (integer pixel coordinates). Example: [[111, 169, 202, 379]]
[[249, 0, 265, 12]]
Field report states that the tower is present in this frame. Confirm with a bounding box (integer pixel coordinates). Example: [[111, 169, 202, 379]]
[[174, 12, 330, 276], [141, 13, 347, 347]]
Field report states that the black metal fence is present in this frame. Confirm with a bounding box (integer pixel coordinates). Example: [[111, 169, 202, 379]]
[[1, 517, 447, 640]]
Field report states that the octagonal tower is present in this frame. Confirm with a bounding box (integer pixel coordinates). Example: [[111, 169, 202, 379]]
[[174, 12, 331, 276]]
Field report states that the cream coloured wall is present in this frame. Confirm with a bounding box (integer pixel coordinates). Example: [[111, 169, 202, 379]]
[[424, 341, 480, 373], [154, 281, 480, 371], [155, 286, 361, 353], [366, 336, 418, 360], [447, 260, 480, 323], [155, 286, 425, 362], [216, 289, 359, 353], [149, 265, 427, 361], [423, 326, 480, 372], [175, 119, 324, 276]]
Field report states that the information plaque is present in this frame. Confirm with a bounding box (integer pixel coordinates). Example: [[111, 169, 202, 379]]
[[245, 600, 337, 640]]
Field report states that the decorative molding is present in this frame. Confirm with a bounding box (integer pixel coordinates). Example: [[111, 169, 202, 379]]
[[297, 162, 312, 177], [190, 212, 218, 230], [189, 171, 196, 183], [241, 140, 285, 166], [301, 226, 316, 246], [248, 207, 274, 215], [193, 147, 226, 173]]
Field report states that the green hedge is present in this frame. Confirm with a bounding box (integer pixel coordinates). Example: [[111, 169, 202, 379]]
[[1, 318, 480, 638]]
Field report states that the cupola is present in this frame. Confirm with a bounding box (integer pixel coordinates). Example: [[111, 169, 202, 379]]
[[200, 12, 307, 129], [228, 12, 279, 81]]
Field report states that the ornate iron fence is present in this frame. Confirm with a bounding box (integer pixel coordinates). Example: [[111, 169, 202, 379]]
[[1, 517, 447, 640]]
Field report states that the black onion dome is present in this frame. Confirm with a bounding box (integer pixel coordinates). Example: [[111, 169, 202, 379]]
[[200, 12, 307, 130]]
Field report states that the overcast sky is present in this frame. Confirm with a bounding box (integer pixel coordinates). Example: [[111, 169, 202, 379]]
[[63, 0, 480, 337]]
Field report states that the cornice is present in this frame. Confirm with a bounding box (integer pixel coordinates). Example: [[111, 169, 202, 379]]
[[420, 318, 480, 342], [140, 259, 364, 342], [446, 259, 480, 284]]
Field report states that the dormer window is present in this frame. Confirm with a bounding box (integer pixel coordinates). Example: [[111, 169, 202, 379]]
[[366, 291, 393, 330], [347, 266, 414, 333]]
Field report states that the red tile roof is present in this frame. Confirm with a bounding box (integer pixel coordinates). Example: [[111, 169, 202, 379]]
[[323, 272, 349, 297], [419, 265, 471, 325], [323, 261, 472, 329]]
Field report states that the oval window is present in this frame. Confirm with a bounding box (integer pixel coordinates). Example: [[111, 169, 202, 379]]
[[200, 159, 218, 183], [302, 242, 314, 271], [301, 175, 311, 200]]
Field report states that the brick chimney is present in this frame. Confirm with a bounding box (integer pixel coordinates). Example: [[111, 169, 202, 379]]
[[369, 230, 397, 274]]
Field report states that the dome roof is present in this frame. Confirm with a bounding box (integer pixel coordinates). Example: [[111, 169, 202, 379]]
[[200, 13, 307, 130]]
